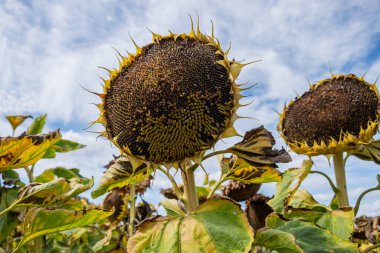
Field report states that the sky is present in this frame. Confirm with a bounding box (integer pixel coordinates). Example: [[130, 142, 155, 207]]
[[1, 0, 380, 216]]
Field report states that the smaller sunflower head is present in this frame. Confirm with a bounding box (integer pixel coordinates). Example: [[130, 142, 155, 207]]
[[278, 74, 380, 156], [92, 18, 253, 168]]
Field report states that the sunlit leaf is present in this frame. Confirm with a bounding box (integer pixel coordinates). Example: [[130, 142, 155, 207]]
[[288, 189, 329, 211], [218, 126, 289, 184], [223, 156, 282, 183], [52, 139, 86, 153], [92, 156, 153, 199], [128, 197, 253, 253], [227, 125, 291, 165], [42, 147, 56, 158], [35, 167, 84, 183], [0, 130, 61, 171], [254, 213, 358, 253], [26, 114, 47, 135], [161, 199, 186, 217], [254, 227, 303, 253], [5, 115, 32, 133], [0, 177, 93, 217], [316, 207, 355, 241], [267, 159, 313, 213], [14, 207, 114, 251]]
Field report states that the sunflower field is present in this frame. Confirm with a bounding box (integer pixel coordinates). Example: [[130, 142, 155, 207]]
[[1, 4, 380, 253]]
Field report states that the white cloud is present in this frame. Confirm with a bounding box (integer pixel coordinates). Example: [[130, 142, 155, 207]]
[[1, 0, 380, 215]]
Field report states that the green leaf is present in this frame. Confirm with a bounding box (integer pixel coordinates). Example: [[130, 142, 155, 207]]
[[254, 227, 303, 253], [34, 169, 56, 183], [330, 195, 339, 210], [54, 167, 83, 179], [92, 156, 152, 198], [288, 189, 329, 211], [316, 207, 355, 241], [254, 213, 358, 253], [161, 199, 186, 217], [26, 114, 47, 135], [0, 188, 20, 241], [5, 115, 32, 133], [267, 159, 313, 213], [0, 177, 93, 217], [35, 167, 84, 183], [0, 130, 62, 171], [128, 197, 253, 253], [52, 139, 86, 153], [14, 207, 114, 251], [42, 147, 56, 158], [2, 169, 21, 185], [17, 177, 93, 206]]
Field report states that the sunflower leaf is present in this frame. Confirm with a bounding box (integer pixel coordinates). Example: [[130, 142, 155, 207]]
[[267, 159, 313, 213], [350, 140, 380, 164], [0, 177, 93, 217], [0, 130, 62, 171], [92, 156, 153, 198], [5, 115, 32, 133], [26, 114, 47, 135], [227, 125, 291, 165], [222, 156, 282, 183], [128, 197, 253, 253], [14, 207, 113, 251], [0, 188, 20, 241], [254, 213, 358, 253], [52, 139, 86, 153]]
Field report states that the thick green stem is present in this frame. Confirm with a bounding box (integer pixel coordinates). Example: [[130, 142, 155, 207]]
[[333, 153, 349, 207], [181, 168, 199, 212], [128, 184, 136, 237]]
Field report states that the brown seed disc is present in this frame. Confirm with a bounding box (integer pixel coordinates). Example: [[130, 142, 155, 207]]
[[282, 75, 378, 147], [104, 37, 233, 163]]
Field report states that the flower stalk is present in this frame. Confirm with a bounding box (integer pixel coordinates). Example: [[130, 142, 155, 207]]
[[333, 153, 349, 207], [128, 184, 136, 237], [181, 167, 199, 212]]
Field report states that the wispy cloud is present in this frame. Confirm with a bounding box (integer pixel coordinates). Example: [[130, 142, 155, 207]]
[[1, 0, 380, 214]]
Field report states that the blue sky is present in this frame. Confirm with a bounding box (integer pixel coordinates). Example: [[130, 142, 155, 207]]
[[1, 0, 380, 215]]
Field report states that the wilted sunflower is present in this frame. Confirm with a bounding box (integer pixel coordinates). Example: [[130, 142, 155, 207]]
[[278, 74, 379, 156], [92, 19, 252, 168]]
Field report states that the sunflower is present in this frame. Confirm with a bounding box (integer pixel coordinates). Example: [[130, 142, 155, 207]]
[[278, 74, 379, 156], [92, 18, 252, 168]]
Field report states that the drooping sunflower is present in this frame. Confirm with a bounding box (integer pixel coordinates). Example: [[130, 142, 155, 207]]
[[278, 74, 379, 156], [92, 19, 252, 168]]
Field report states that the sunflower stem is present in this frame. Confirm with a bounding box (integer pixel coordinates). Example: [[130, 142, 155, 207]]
[[128, 184, 136, 237], [333, 153, 349, 207], [157, 166, 184, 201], [181, 167, 199, 212], [207, 174, 226, 198], [354, 186, 380, 215]]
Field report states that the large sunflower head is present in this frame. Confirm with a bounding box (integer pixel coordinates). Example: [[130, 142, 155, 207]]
[[278, 74, 379, 156], [92, 19, 251, 167]]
